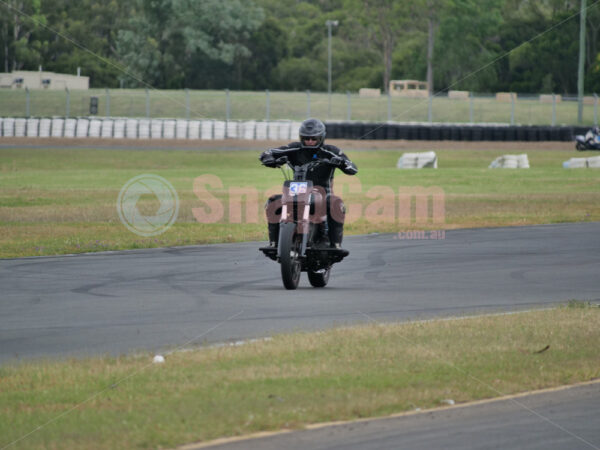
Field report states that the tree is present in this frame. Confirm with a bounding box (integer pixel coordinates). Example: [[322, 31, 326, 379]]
[[116, 0, 264, 88], [348, 0, 412, 92], [498, 1, 580, 93], [432, 0, 504, 92], [0, 0, 47, 72], [38, 0, 129, 87], [2, 0, 596, 94], [236, 17, 288, 90]]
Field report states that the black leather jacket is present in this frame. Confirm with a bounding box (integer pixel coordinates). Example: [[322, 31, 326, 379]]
[[260, 143, 358, 194]]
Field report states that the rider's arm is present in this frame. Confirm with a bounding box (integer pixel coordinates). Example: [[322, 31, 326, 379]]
[[338, 153, 358, 175], [259, 144, 301, 167], [322, 145, 358, 175]]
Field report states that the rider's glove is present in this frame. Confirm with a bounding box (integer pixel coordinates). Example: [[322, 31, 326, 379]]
[[260, 151, 276, 166], [330, 156, 344, 167]]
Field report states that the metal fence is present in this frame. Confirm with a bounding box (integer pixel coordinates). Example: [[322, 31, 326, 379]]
[[0, 88, 598, 126]]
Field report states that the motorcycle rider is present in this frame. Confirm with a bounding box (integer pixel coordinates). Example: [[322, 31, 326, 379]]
[[260, 118, 358, 248]]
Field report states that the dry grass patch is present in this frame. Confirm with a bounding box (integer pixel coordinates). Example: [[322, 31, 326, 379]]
[[1, 147, 600, 257], [1, 306, 599, 449]]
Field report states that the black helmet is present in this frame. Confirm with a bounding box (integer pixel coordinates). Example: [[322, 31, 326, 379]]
[[299, 118, 326, 148]]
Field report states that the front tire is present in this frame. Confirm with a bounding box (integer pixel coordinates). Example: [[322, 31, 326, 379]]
[[279, 223, 301, 290], [308, 267, 330, 288]]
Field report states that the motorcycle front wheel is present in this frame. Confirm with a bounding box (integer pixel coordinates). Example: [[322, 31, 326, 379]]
[[576, 142, 586, 151], [279, 223, 301, 290]]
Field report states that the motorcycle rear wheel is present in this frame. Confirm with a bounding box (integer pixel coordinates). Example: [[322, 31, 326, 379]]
[[308, 267, 330, 287], [279, 223, 301, 290]]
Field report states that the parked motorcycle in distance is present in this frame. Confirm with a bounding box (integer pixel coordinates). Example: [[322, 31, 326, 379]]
[[259, 152, 349, 290], [575, 127, 600, 150]]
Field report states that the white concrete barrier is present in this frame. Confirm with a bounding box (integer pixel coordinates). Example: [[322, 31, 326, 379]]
[[113, 119, 126, 138], [503, 155, 518, 168], [200, 120, 213, 140], [3, 118, 15, 136], [176, 120, 188, 139], [150, 119, 162, 138], [563, 157, 588, 169], [563, 156, 600, 168], [14, 118, 27, 137], [162, 120, 175, 139], [397, 151, 438, 169], [64, 118, 77, 138], [291, 121, 302, 140], [126, 119, 138, 139], [588, 156, 600, 168], [518, 154, 530, 168], [188, 120, 201, 139], [76, 118, 89, 137], [138, 119, 150, 139], [241, 120, 256, 140], [39, 118, 51, 137], [213, 120, 226, 139], [26, 118, 39, 137], [226, 121, 239, 139], [267, 121, 279, 140], [163, 120, 176, 139], [277, 121, 291, 140], [101, 119, 113, 138], [0, 116, 337, 141], [2, 117, 15, 137], [255, 121, 268, 140], [88, 119, 101, 137], [489, 154, 529, 168]]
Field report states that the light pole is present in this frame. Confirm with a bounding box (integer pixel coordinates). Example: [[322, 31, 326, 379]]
[[578, 0, 587, 124], [326, 19, 339, 119]]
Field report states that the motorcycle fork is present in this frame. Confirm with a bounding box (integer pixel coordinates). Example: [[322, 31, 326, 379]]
[[279, 197, 310, 257]]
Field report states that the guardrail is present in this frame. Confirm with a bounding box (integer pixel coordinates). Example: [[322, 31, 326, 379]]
[[0, 117, 585, 141]]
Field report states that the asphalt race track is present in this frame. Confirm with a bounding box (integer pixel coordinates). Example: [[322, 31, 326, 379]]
[[194, 382, 600, 450], [1, 222, 599, 363]]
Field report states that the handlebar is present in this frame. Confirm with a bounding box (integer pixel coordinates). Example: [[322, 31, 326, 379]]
[[261, 148, 343, 176]]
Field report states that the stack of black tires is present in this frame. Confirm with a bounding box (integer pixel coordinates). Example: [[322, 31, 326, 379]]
[[324, 122, 587, 142]]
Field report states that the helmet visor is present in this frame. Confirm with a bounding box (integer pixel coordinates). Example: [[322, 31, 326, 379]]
[[300, 135, 321, 148]]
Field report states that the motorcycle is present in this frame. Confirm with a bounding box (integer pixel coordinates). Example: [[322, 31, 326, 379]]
[[575, 127, 600, 150], [259, 152, 349, 290]]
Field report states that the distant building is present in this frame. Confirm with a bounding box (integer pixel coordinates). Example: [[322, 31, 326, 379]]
[[389, 80, 429, 98], [0, 70, 89, 90]]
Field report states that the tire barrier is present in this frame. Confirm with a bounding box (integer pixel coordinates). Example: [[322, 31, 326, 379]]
[[0, 117, 586, 141], [324, 122, 579, 142], [489, 154, 530, 169], [397, 151, 438, 169], [563, 156, 600, 168]]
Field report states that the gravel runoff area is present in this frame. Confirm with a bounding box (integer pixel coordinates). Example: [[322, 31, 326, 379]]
[[0, 137, 575, 151]]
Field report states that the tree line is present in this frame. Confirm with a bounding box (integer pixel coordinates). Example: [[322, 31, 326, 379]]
[[2, 0, 600, 94]]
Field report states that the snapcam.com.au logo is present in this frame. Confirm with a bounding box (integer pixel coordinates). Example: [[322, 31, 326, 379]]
[[117, 174, 179, 237]]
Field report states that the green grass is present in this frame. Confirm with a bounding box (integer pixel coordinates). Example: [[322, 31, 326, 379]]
[[1, 306, 598, 449], [1, 146, 600, 258], [1, 89, 598, 124]]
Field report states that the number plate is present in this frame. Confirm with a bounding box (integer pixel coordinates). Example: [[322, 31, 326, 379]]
[[289, 182, 308, 195]]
